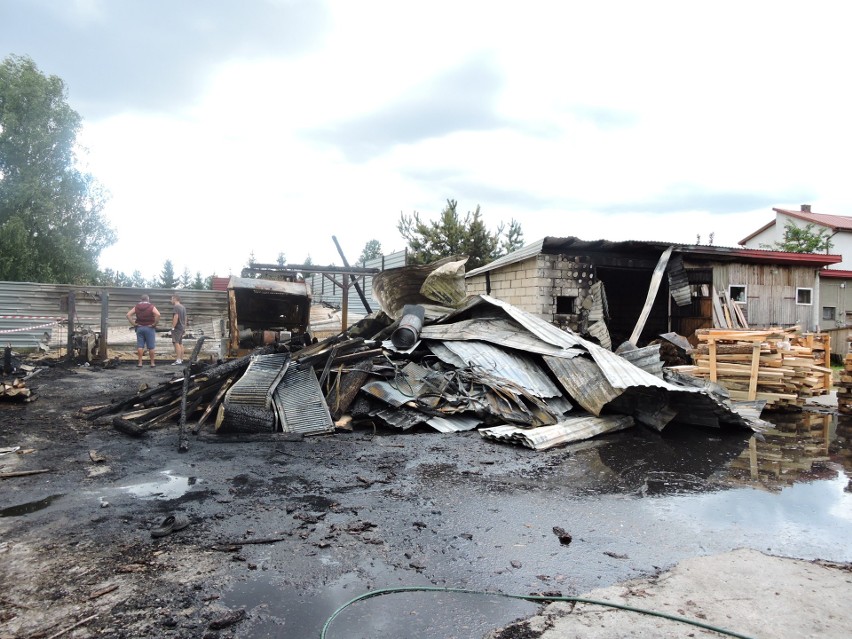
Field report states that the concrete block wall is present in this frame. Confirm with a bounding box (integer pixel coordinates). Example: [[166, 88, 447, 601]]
[[466, 255, 596, 325], [539, 254, 596, 331]]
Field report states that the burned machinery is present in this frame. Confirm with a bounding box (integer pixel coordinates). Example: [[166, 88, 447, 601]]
[[227, 276, 312, 357]]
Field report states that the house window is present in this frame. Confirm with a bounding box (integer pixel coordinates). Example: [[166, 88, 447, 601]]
[[796, 288, 813, 305], [823, 306, 836, 321], [556, 296, 576, 314], [729, 285, 747, 304]]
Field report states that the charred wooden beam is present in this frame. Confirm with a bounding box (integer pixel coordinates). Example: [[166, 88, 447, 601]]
[[325, 358, 373, 421]]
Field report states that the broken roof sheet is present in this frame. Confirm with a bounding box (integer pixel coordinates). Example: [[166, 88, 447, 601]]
[[428, 340, 562, 398], [420, 317, 584, 359], [480, 414, 634, 451]]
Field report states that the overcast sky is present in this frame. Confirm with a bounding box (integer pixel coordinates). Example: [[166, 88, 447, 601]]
[[3, 0, 850, 280]]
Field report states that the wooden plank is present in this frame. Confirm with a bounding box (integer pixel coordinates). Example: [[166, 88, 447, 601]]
[[748, 341, 761, 400], [709, 337, 717, 383]]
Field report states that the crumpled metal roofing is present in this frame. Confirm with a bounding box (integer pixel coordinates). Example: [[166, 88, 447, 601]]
[[479, 414, 634, 451], [361, 361, 437, 407], [445, 296, 764, 431], [427, 340, 561, 398], [420, 317, 584, 359]]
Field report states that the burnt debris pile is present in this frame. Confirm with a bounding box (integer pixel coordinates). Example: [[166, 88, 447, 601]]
[[82, 269, 767, 450]]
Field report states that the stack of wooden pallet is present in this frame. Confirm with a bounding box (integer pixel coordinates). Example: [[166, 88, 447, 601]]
[[671, 328, 832, 409], [837, 348, 852, 414]]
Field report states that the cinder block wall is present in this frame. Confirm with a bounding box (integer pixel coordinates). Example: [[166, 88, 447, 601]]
[[466, 254, 597, 330]]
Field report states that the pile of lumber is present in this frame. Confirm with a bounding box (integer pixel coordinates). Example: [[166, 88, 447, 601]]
[[837, 347, 852, 414], [1, 378, 34, 402], [671, 328, 832, 409]]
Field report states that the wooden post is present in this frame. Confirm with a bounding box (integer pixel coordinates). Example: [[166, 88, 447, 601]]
[[99, 291, 109, 361], [748, 341, 761, 400], [709, 337, 717, 383], [66, 291, 75, 361], [227, 289, 239, 357], [341, 278, 349, 332]]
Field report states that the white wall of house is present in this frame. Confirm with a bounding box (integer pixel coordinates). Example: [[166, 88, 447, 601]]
[[742, 212, 852, 270]]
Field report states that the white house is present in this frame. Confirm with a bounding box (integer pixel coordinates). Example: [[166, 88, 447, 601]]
[[739, 204, 852, 270], [741, 205, 852, 342]]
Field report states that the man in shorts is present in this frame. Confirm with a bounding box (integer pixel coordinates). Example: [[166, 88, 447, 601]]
[[126, 294, 161, 367], [170, 294, 187, 365]]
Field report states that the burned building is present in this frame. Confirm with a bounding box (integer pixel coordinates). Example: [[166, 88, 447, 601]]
[[465, 237, 841, 348]]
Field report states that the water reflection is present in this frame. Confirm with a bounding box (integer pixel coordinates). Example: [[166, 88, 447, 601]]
[[727, 412, 850, 491], [116, 470, 199, 500]]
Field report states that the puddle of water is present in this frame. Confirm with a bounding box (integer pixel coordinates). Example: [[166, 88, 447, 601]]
[[0, 494, 64, 517], [116, 471, 199, 500], [222, 559, 539, 639]]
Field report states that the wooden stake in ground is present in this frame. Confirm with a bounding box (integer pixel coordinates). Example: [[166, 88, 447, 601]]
[[178, 336, 206, 453]]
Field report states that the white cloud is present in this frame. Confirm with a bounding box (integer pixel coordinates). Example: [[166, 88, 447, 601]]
[[55, 0, 852, 280]]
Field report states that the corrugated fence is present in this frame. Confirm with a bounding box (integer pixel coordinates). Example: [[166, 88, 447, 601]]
[[0, 281, 228, 354]]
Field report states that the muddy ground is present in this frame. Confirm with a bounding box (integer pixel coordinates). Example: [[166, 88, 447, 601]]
[[1, 359, 851, 639]]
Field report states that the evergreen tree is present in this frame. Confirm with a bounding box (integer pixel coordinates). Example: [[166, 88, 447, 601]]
[[130, 270, 147, 288], [158, 259, 178, 289], [359, 239, 383, 264], [179, 267, 192, 288], [398, 199, 523, 270], [191, 271, 206, 289]]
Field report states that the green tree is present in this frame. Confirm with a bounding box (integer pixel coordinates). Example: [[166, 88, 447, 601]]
[[0, 55, 115, 283], [158, 259, 178, 289], [130, 270, 147, 288], [276, 251, 286, 266], [764, 221, 833, 253], [179, 267, 191, 288], [359, 239, 383, 264], [95, 268, 133, 287], [398, 199, 523, 270], [190, 271, 206, 289]]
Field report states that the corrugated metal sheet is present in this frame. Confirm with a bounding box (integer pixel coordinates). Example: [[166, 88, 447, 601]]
[[667, 254, 692, 307], [543, 355, 619, 416], [0, 281, 228, 353], [361, 361, 439, 407], [479, 414, 634, 450], [428, 340, 561, 398], [426, 415, 481, 433], [420, 318, 584, 358], [272, 364, 335, 435], [224, 352, 290, 409], [618, 344, 664, 378]]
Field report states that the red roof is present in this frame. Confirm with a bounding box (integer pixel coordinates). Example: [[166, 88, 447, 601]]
[[739, 207, 852, 245], [773, 207, 852, 231], [819, 269, 852, 279]]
